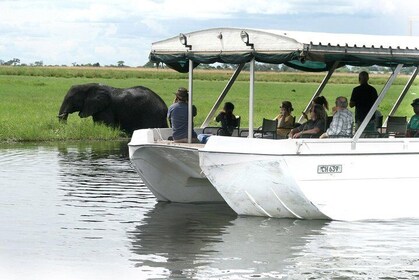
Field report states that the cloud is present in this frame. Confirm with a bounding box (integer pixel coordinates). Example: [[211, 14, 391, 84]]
[[0, 0, 419, 66]]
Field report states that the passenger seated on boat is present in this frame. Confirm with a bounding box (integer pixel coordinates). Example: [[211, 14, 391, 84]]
[[320, 96, 353, 138], [274, 101, 295, 138], [198, 102, 238, 144], [215, 102, 239, 136], [289, 104, 326, 138], [167, 87, 198, 143], [303, 96, 329, 121], [407, 98, 419, 137]]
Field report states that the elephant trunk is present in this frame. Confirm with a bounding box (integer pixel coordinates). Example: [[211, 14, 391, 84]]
[[58, 100, 70, 123], [57, 113, 68, 123]]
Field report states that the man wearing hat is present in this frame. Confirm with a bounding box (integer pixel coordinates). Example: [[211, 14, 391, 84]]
[[407, 98, 419, 137], [167, 87, 198, 142]]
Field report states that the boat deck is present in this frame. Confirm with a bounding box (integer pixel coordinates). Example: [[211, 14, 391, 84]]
[[154, 139, 205, 149]]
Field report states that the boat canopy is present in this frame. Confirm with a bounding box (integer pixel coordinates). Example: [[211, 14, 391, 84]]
[[149, 27, 419, 72]]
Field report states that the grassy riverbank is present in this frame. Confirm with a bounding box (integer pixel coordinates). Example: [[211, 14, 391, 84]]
[[0, 66, 417, 142]]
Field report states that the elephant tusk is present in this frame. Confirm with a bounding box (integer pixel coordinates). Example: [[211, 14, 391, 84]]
[[58, 113, 68, 122]]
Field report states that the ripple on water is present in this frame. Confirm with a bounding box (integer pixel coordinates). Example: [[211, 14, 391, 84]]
[[1, 143, 419, 280]]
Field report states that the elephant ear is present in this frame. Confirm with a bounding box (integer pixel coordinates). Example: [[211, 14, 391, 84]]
[[79, 86, 111, 118]]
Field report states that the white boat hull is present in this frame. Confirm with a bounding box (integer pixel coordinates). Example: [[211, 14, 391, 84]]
[[200, 136, 419, 221], [129, 129, 224, 203]]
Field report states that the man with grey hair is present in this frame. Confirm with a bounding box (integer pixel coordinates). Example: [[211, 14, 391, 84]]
[[320, 96, 353, 138]]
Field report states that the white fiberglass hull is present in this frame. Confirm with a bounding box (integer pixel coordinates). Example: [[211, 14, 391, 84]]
[[129, 129, 224, 203], [199, 136, 419, 221]]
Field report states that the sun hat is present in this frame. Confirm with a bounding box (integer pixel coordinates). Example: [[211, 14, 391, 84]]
[[174, 87, 189, 101], [411, 98, 419, 106]]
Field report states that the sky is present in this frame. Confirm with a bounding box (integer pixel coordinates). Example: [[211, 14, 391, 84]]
[[1, 0, 419, 67]]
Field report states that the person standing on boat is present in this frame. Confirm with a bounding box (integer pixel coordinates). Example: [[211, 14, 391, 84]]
[[274, 101, 295, 138], [167, 87, 198, 143], [407, 98, 419, 137], [289, 104, 326, 138], [320, 96, 353, 138], [350, 71, 378, 130]]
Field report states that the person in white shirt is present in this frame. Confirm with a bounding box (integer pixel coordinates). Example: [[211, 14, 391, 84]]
[[320, 96, 353, 138]]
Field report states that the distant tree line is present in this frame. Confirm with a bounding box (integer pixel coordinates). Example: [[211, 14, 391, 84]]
[[143, 60, 417, 74], [0, 58, 128, 68], [1, 57, 417, 74]]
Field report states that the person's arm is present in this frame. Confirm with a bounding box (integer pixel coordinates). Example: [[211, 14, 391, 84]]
[[292, 127, 321, 138], [289, 123, 304, 138], [232, 114, 238, 127], [167, 106, 172, 127], [325, 112, 343, 136], [293, 119, 325, 138], [349, 89, 356, 108], [215, 112, 223, 122]]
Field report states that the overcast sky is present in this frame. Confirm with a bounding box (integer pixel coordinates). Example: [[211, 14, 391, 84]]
[[1, 0, 419, 66]]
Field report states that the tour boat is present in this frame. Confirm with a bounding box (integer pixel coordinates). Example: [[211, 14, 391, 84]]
[[129, 28, 419, 219]]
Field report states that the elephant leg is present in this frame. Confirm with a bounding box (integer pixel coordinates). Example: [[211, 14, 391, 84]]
[[93, 110, 115, 127]]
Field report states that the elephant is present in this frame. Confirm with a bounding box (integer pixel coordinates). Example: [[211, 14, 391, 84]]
[[58, 83, 168, 134]]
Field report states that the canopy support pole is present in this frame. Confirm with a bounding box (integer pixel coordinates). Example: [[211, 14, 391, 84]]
[[201, 63, 245, 128], [298, 61, 339, 123], [188, 59, 194, 143], [384, 66, 418, 126], [248, 59, 255, 138], [352, 64, 403, 149]]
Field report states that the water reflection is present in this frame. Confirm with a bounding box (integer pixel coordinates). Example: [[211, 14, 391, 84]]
[[0, 142, 156, 279], [205, 218, 328, 279], [286, 220, 419, 279], [128, 202, 328, 279], [55, 141, 155, 231], [128, 202, 237, 279], [1, 143, 419, 279]]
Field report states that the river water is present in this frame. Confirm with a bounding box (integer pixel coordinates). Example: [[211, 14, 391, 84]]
[[0, 142, 418, 280]]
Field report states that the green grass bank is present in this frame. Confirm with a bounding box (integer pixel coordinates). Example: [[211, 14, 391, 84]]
[[0, 66, 417, 142]]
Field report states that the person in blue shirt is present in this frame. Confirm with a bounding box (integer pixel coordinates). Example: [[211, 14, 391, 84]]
[[167, 87, 197, 143]]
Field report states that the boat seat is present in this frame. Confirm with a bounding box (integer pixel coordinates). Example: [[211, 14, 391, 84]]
[[386, 116, 407, 137], [254, 118, 278, 139], [239, 118, 278, 139]]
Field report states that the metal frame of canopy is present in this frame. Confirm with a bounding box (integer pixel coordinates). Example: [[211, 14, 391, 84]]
[[150, 28, 419, 143]]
